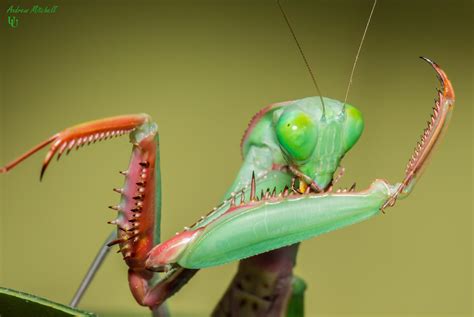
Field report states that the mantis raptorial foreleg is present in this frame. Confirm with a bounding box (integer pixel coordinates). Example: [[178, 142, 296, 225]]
[[381, 58, 455, 210], [0, 114, 197, 311]]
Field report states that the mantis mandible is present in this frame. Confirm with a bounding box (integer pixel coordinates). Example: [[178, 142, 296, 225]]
[[0, 1, 456, 316]]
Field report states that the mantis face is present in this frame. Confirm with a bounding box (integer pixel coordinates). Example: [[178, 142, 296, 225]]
[[242, 96, 364, 191]]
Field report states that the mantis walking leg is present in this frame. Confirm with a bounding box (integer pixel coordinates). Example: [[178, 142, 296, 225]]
[[69, 230, 116, 308]]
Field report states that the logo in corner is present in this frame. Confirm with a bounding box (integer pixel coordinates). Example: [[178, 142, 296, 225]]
[[7, 16, 19, 28], [5, 5, 60, 29]]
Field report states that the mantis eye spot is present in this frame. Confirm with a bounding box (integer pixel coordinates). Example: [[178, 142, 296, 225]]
[[276, 109, 317, 161]]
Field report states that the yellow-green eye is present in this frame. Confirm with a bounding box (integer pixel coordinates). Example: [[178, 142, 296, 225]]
[[276, 109, 317, 161]]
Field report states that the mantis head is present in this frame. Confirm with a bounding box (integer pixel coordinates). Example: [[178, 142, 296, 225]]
[[242, 96, 364, 191]]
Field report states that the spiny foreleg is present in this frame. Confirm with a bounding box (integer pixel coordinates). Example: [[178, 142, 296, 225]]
[[0, 114, 196, 311], [381, 57, 455, 210]]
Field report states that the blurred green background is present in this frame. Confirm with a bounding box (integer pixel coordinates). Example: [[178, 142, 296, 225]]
[[0, 0, 472, 316]]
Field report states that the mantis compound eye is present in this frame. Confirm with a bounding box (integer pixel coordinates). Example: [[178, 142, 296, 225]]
[[342, 104, 364, 152], [276, 109, 317, 161]]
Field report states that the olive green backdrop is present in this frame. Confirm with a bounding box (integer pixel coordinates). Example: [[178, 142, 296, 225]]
[[0, 0, 472, 316]]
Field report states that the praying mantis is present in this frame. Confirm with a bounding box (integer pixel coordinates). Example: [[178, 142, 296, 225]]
[[0, 1, 462, 316]]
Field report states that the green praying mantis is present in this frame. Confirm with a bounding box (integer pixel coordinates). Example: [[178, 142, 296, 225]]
[[0, 58, 455, 316], [0, 1, 457, 316]]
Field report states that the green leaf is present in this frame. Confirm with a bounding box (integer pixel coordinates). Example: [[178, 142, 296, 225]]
[[0, 287, 95, 317]]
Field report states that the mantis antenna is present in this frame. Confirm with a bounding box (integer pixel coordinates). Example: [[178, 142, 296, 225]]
[[277, 0, 326, 119], [342, 0, 377, 110]]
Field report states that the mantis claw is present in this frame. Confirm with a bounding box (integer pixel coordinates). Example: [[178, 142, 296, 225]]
[[0, 114, 150, 180], [381, 57, 455, 211]]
